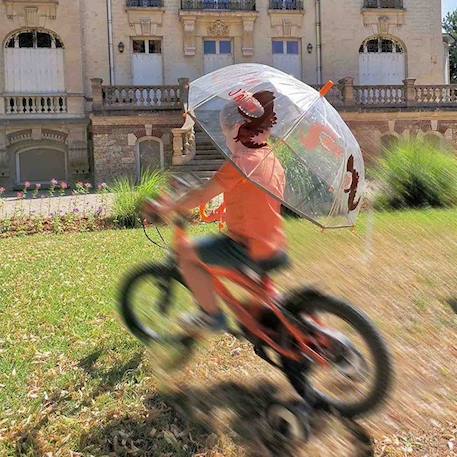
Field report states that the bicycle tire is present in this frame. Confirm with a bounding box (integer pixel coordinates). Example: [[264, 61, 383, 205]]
[[119, 262, 189, 345], [280, 288, 393, 418]]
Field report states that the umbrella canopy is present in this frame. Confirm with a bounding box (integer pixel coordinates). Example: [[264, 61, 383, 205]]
[[188, 64, 365, 228]]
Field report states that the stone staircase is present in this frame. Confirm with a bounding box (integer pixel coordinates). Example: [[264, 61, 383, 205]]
[[170, 127, 225, 181]]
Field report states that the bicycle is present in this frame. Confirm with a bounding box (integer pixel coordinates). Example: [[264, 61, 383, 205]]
[[118, 182, 392, 437]]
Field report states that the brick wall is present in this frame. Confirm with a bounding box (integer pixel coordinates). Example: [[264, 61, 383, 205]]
[[90, 110, 457, 186], [342, 111, 457, 164], [91, 111, 183, 184]]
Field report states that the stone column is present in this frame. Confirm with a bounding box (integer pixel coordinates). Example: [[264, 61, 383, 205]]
[[340, 77, 354, 107], [242, 18, 255, 57], [91, 78, 104, 112], [178, 77, 190, 111], [182, 17, 196, 56], [0, 128, 8, 181], [68, 125, 90, 180], [404, 78, 416, 107]]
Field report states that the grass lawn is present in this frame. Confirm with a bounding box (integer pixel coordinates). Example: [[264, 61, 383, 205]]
[[1, 210, 456, 456]]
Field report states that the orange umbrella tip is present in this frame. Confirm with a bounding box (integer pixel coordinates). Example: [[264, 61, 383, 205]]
[[319, 81, 335, 97]]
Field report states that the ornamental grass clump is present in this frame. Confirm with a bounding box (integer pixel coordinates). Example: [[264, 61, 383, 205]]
[[111, 170, 168, 228], [375, 139, 457, 210]]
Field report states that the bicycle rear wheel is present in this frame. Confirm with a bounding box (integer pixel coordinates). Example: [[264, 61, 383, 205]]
[[279, 289, 393, 418]]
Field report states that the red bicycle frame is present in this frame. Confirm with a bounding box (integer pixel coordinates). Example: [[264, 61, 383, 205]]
[[173, 222, 330, 367]]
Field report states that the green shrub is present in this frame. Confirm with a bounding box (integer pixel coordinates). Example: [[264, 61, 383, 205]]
[[110, 170, 168, 228], [375, 139, 457, 210]]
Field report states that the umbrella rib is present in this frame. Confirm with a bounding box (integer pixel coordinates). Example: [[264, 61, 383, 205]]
[[282, 92, 323, 142]]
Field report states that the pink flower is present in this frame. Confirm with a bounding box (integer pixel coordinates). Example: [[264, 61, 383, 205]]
[[97, 182, 108, 191], [24, 181, 31, 189], [76, 181, 84, 187], [0, 187, 5, 194], [84, 182, 93, 190], [60, 181, 68, 190], [35, 183, 42, 190], [50, 178, 58, 186], [16, 191, 24, 199]]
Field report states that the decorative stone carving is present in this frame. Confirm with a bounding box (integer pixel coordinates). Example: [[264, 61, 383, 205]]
[[361, 9, 405, 32], [4, 0, 58, 25], [378, 16, 390, 34], [241, 18, 254, 56], [269, 12, 303, 37], [180, 11, 258, 57], [42, 129, 67, 143], [208, 20, 229, 37], [183, 17, 196, 56], [7, 129, 33, 145], [127, 8, 164, 36]]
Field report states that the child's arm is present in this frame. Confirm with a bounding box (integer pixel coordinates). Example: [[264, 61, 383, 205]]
[[171, 178, 224, 214], [143, 175, 224, 220]]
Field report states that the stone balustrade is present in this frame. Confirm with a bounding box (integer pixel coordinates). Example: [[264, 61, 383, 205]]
[[100, 85, 181, 111], [414, 85, 457, 106], [171, 113, 196, 166], [325, 78, 457, 110], [3, 94, 68, 114], [354, 85, 405, 107]]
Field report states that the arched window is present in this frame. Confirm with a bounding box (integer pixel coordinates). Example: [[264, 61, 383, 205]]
[[4, 29, 65, 93], [5, 30, 64, 49], [359, 35, 406, 85], [359, 36, 404, 54]]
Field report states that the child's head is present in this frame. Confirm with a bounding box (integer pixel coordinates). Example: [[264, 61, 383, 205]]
[[220, 90, 277, 149]]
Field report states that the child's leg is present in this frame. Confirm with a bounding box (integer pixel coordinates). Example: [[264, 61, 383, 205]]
[[178, 241, 220, 316]]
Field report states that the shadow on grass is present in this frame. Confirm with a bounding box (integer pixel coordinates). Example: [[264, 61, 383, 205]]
[[77, 380, 374, 457], [447, 298, 457, 314], [78, 348, 144, 388], [15, 351, 144, 456]]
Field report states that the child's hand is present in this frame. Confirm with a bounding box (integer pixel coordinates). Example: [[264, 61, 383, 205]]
[[142, 197, 174, 224]]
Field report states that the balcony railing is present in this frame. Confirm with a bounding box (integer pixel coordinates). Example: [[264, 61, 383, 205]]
[[4, 94, 68, 114], [363, 0, 403, 8], [354, 85, 405, 107], [269, 0, 304, 10], [415, 85, 457, 106], [181, 0, 256, 11], [126, 0, 163, 7], [102, 86, 181, 110]]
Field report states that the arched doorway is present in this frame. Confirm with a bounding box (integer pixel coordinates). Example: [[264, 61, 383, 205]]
[[16, 146, 67, 185], [136, 137, 164, 181], [359, 36, 406, 85], [4, 29, 65, 93]]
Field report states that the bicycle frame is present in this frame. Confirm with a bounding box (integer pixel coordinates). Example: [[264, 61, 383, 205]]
[[172, 220, 330, 367]]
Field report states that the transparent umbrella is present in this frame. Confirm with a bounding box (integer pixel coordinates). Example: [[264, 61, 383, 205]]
[[187, 63, 365, 228]]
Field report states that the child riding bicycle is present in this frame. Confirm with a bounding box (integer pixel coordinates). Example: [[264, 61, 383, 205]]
[[143, 90, 288, 332]]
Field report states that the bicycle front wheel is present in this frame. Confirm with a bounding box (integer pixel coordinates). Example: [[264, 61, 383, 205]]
[[119, 262, 195, 345]]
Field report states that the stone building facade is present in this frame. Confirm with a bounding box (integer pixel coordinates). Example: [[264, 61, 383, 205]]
[[0, 0, 450, 190]]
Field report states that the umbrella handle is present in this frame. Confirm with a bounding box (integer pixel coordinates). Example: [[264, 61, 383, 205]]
[[320, 81, 335, 97]]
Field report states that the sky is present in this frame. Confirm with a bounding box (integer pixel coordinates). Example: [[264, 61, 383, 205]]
[[443, 0, 457, 18]]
